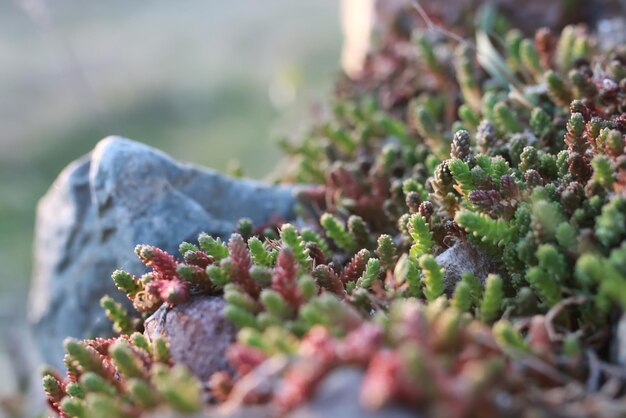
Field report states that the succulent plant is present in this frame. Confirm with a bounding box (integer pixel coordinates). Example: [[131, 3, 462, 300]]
[[44, 6, 626, 418], [42, 335, 203, 418]]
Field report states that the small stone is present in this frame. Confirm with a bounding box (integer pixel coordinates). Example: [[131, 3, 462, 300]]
[[144, 296, 236, 381], [288, 367, 416, 418], [611, 311, 626, 366], [145, 405, 273, 418], [435, 240, 496, 294]]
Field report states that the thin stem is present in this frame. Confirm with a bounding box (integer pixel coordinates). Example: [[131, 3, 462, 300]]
[[411, 0, 473, 47]]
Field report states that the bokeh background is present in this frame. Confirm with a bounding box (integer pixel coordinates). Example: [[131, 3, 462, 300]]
[[0, 0, 341, 405], [0, 2, 342, 310]]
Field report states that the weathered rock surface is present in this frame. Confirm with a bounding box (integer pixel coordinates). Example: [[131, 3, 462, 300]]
[[435, 240, 496, 294], [145, 405, 273, 418], [288, 367, 416, 418], [145, 367, 415, 418], [611, 311, 626, 366], [30, 136, 299, 368], [144, 296, 237, 381]]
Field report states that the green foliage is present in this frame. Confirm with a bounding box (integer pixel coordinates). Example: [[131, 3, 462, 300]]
[[80, 372, 116, 396], [301, 228, 331, 257], [394, 254, 421, 298], [546, 70, 572, 106], [455, 43, 481, 113], [359, 258, 381, 289], [261, 289, 291, 319], [458, 104, 480, 130], [555, 222, 577, 249], [531, 199, 564, 241], [224, 285, 258, 312], [455, 210, 514, 246], [320, 213, 357, 253], [128, 379, 159, 409], [415, 33, 441, 74], [451, 281, 472, 312], [519, 39, 543, 77], [448, 158, 474, 197], [45, 334, 202, 417], [596, 197, 626, 247], [224, 304, 258, 328], [248, 236, 275, 267], [530, 107, 551, 138], [64, 339, 106, 375], [280, 223, 311, 269], [536, 244, 566, 283], [408, 214, 433, 259], [462, 272, 483, 305], [376, 234, 397, 271], [236, 217, 253, 239], [412, 104, 445, 152], [556, 25, 585, 71], [207, 264, 230, 287], [505, 29, 523, 70], [525, 266, 561, 307], [348, 215, 372, 248], [323, 123, 356, 153], [519, 146, 539, 172], [576, 253, 626, 310], [111, 270, 141, 297], [153, 337, 171, 364], [128, 332, 148, 350], [605, 129, 624, 156], [493, 102, 522, 134], [198, 233, 229, 261], [152, 364, 203, 413], [100, 295, 134, 335], [61, 397, 86, 418], [418, 254, 444, 302], [110, 339, 144, 378], [42, 373, 64, 401], [493, 320, 529, 354], [65, 382, 85, 399], [298, 275, 317, 301], [479, 274, 503, 323]]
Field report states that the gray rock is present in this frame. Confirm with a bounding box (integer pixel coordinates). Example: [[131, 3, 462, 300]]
[[144, 296, 237, 381], [435, 240, 496, 294], [145, 405, 273, 418], [144, 368, 415, 418], [144, 412, 208, 418], [288, 367, 416, 418], [29, 136, 299, 368], [611, 311, 626, 366]]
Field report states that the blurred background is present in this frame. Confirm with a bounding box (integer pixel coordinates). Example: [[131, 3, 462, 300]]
[[0, 2, 342, 313], [0, 0, 341, 408]]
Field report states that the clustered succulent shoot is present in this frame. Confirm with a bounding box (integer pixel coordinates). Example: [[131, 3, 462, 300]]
[[42, 335, 202, 418], [44, 5, 626, 418]]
